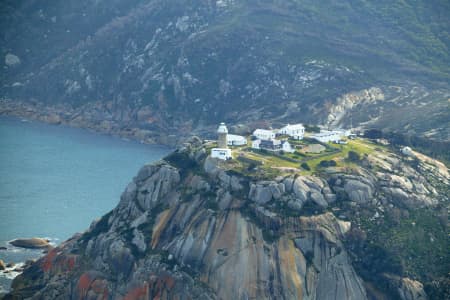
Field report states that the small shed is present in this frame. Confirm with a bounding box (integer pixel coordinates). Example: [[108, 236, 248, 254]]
[[211, 148, 232, 160]]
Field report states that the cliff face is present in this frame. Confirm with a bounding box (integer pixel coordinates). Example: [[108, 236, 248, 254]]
[[7, 138, 449, 299]]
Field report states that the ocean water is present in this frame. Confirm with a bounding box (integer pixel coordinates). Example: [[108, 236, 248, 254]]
[[0, 116, 170, 293]]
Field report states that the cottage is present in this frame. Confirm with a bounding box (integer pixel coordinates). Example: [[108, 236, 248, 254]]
[[227, 134, 247, 146], [211, 148, 232, 160], [253, 129, 276, 141], [260, 139, 282, 151], [311, 130, 343, 143], [278, 123, 305, 140], [252, 139, 294, 153]]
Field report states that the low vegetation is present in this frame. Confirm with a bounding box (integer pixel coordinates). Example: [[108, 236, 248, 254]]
[[226, 137, 381, 177]]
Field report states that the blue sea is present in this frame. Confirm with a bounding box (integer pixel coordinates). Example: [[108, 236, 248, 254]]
[[0, 116, 170, 293]]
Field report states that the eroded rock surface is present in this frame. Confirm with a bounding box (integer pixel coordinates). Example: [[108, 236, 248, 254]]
[[7, 140, 448, 299]]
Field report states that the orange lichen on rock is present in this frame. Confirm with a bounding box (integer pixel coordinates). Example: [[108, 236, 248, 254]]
[[66, 256, 77, 271], [77, 273, 109, 300], [90, 279, 109, 299], [151, 209, 171, 248], [278, 238, 303, 299], [41, 248, 58, 272], [123, 283, 149, 300], [77, 273, 93, 297]]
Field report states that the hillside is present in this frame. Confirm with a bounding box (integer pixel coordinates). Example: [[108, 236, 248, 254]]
[[5, 137, 449, 299], [1, 0, 449, 143]]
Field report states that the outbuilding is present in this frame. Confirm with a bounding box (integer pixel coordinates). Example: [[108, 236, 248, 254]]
[[278, 124, 305, 140], [311, 130, 342, 143], [253, 129, 276, 141], [227, 134, 247, 146], [211, 148, 232, 160]]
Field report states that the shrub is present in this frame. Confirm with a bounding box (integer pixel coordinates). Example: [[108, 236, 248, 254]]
[[301, 162, 311, 170], [348, 150, 361, 162], [319, 160, 337, 167], [305, 124, 321, 133]]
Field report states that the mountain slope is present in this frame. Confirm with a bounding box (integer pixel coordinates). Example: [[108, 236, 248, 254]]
[[1, 0, 449, 142], [6, 137, 449, 299]]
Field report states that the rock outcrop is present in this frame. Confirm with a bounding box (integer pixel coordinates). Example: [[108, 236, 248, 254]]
[[6, 140, 448, 299], [9, 238, 51, 249]]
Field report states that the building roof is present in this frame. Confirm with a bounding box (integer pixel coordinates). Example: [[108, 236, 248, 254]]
[[253, 129, 275, 135], [261, 139, 281, 146], [227, 134, 246, 141], [280, 123, 304, 131], [312, 130, 341, 138]]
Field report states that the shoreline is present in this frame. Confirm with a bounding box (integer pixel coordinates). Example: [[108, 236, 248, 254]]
[[0, 99, 181, 147]]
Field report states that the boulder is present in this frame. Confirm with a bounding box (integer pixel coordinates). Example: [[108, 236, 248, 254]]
[[287, 199, 304, 211], [0, 259, 5, 270], [204, 156, 220, 175], [249, 183, 273, 205], [344, 180, 373, 204], [292, 177, 309, 203], [310, 192, 328, 208], [5, 53, 21, 66], [10, 238, 50, 249], [398, 278, 427, 300]]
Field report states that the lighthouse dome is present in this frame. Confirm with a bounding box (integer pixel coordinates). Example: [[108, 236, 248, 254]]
[[217, 122, 228, 134]]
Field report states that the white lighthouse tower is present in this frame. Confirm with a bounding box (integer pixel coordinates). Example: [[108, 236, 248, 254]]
[[211, 122, 232, 160], [217, 122, 228, 148]]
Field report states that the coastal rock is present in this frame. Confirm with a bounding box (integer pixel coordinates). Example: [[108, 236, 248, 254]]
[[43, 113, 62, 125], [10, 238, 50, 249], [0, 259, 5, 270], [5, 53, 21, 66]]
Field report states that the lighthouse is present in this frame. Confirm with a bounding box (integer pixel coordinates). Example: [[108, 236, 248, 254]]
[[217, 122, 228, 148], [211, 122, 232, 160]]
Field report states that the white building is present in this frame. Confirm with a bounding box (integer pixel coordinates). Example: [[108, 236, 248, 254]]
[[211, 148, 232, 160], [334, 129, 352, 137], [252, 139, 261, 149], [278, 124, 305, 140], [282, 141, 295, 153], [253, 129, 275, 141], [252, 139, 294, 153], [227, 134, 247, 146], [311, 130, 343, 143]]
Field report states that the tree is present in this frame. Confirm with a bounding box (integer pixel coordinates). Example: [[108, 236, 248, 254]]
[[364, 129, 383, 139]]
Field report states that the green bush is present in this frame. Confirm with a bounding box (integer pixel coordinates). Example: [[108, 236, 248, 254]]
[[305, 124, 321, 133], [319, 160, 337, 167], [348, 151, 361, 162], [301, 162, 311, 170]]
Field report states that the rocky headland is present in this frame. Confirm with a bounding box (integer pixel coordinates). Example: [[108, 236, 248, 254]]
[[4, 136, 449, 299]]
